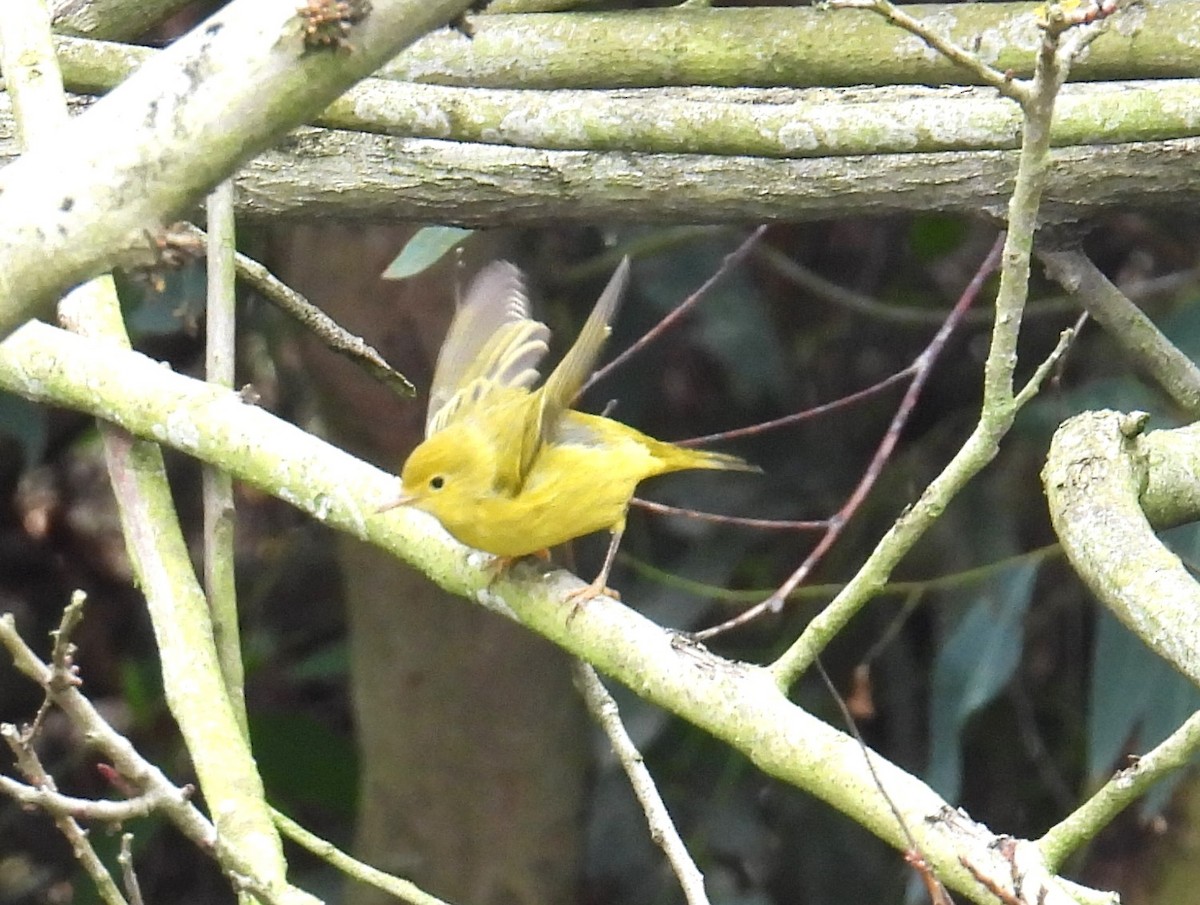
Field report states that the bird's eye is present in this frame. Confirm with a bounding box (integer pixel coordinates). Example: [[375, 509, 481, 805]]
[[429, 476, 445, 490]]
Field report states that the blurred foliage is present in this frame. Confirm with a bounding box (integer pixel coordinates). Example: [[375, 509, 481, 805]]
[[4, 205, 1200, 905]]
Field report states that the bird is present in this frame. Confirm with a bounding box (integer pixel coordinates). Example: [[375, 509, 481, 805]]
[[386, 256, 759, 603]]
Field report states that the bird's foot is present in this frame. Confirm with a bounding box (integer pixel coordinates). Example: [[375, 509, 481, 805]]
[[563, 577, 620, 622], [484, 549, 552, 585], [483, 555, 517, 584]]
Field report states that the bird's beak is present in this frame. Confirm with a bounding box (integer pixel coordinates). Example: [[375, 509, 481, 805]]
[[377, 488, 416, 513]]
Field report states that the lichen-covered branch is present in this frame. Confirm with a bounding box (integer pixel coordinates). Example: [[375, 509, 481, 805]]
[[383, 3, 1194, 89], [0, 320, 1116, 905], [51, 0, 193, 41], [0, 0, 478, 339], [1043, 410, 1200, 689], [48, 36, 1200, 159], [1039, 244, 1200, 416], [3, 105, 1195, 226]]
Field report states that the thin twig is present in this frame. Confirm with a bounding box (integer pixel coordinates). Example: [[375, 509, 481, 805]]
[[0, 773, 168, 822], [118, 833, 145, 905], [631, 498, 827, 531], [756, 244, 1082, 328], [697, 233, 1003, 641], [581, 225, 768, 395], [203, 181, 247, 739], [574, 663, 711, 905], [828, 0, 1028, 102], [176, 221, 415, 398], [272, 807, 454, 905], [623, 542, 1060, 606], [682, 367, 913, 446], [813, 659, 954, 905], [0, 611, 315, 905], [1, 724, 129, 905], [1038, 243, 1200, 416]]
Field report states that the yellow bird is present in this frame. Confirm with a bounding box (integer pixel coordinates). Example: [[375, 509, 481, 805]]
[[389, 257, 759, 602]]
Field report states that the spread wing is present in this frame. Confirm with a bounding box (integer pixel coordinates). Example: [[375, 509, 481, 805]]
[[518, 256, 631, 480], [426, 261, 551, 438]]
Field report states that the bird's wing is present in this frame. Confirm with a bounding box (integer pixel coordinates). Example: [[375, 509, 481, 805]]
[[426, 261, 551, 437], [518, 256, 631, 482]]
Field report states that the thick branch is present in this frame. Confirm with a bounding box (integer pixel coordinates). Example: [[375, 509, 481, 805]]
[[384, 4, 1193, 89], [2, 104, 1197, 225], [50, 37, 1200, 158], [1043, 410, 1200, 689], [0, 0, 477, 339], [0, 321, 1116, 905], [52, 0, 193, 41]]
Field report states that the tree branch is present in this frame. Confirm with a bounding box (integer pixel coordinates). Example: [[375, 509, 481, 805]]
[[0, 610, 317, 905], [1038, 243, 1200, 417], [0, 320, 1117, 905], [0, 0, 478, 339], [50, 36, 1200, 159], [574, 663, 709, 905], [52, 0, 193, 41], [1043, 410, 1200, 689], [383, 3, 1194, 89]]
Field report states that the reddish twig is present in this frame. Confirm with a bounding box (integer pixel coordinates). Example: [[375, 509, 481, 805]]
[[581, 225, 769, 396], [631, 497, 827, 531], [813, 658, 955, 904], [696, 233, 1005, 640], [682, 367, 913, 447]]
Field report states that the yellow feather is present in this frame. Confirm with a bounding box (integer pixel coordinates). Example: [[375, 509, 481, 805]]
[[394, 258, 759, 598]]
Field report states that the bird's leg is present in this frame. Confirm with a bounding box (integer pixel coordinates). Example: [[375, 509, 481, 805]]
[[484, 555, 518, 583], [565, 526, 624, 607], [483, 549, 551, 584]]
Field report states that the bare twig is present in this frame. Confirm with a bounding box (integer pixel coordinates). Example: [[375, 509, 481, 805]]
[[272, 807, 454, 905], [630, 498, 826, 531], [682, 367, 913, 447], [203, 182, 247, 739], [756, 244, 1080, 328], [1038, 243, 1200, 416], [118, 833, 145, 905], [175, 222, 414, 397], [0, 611, 317, 905], [828, 0, 1028, 102], [0, 773, 168, 823], [697, 233, 1003, 641], [574, 663, 710, 905], [581, 225, 767, 395], [1, 723, 129, 905], [813, 660, 955, 905]]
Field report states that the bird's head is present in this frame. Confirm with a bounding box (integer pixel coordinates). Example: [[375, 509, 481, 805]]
[[386, 428, 494, 525]]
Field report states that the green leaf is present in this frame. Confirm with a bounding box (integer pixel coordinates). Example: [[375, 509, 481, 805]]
[[927, 562, 1037, 800], [382, 226, 475, 280]]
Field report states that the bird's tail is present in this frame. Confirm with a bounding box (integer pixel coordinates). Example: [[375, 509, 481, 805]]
[[654, 441, 762, 476]]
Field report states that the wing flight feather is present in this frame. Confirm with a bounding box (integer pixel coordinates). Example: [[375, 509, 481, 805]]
[[426, 261, 550, 437]]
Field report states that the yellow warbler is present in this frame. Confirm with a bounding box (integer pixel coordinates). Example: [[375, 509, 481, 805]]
[[389, 257, 758, 601]]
